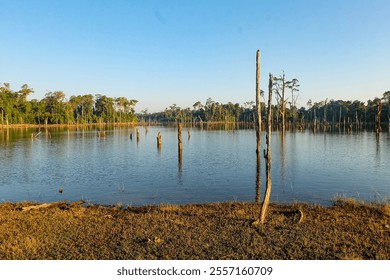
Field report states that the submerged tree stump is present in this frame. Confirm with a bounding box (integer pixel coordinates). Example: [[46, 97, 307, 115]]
[[178, 123, 183, 144], [136, 128, 140, 142], [157, 132, 162, 150]]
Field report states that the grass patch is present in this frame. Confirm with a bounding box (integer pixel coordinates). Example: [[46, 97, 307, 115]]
[[0, 201, 389, 260]]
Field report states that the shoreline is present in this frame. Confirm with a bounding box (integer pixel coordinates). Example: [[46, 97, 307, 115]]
[[1, 199, 389, 260], [0, 122, 138, 129]]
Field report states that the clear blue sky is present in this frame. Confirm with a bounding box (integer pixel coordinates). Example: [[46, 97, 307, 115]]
[[1, 0, 389, 112]]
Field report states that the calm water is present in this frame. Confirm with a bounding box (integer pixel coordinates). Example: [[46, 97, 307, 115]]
[[0, 125, 389, 205]]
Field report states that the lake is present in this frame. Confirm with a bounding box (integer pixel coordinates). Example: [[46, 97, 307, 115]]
[[0, 125, 389, 206]]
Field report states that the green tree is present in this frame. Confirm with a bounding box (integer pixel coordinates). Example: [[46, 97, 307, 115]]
[[95, 94, 115, 123]]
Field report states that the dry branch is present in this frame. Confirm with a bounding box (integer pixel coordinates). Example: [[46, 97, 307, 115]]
[[22, 201, 68, 212]]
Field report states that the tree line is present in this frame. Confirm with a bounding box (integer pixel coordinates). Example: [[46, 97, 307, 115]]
[[140, 90, 390, 130], [0, 83, 138, 125]]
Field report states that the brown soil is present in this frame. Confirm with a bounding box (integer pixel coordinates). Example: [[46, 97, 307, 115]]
[[0, 199, 389, 260]]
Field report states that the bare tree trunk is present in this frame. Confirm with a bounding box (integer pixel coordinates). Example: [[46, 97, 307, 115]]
[[339, 106, 342, 126], [281, 74, 286, 134], [157, 132, 162, 150], [178, 123, 183, 178], [259, 73, 273, 224], [255, 50, 262, 154], [376, 101, 382, 133], [178, 123, 183, 146]]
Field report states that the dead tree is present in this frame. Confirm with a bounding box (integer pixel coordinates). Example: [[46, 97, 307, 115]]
[[178, 123, 183, 147], [178, 123, 183, 178], [286, 78, 300, 127], [255, 50, 262, 154], [376, 100, 382, 133], [178, 123, 183, 157], [157, 132, 162, 149], [259, 73, 273, 224], [274, 73, 287, 134]]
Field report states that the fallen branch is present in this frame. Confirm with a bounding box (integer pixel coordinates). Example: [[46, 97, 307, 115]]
[[22, 201, 68, 212], [298, 208, 305, 224]]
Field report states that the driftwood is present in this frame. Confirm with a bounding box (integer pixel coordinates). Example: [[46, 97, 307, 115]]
[[297, 208, 305, 224], [22, 201, 68, 212]]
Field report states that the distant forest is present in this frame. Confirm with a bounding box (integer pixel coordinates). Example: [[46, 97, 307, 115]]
[[1, 83, 389, 129], [0, 83, 138, 125], [140, 93, 390, 128]]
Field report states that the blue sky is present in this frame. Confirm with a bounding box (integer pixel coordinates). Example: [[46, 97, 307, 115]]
[[1, 0, 389, 112]]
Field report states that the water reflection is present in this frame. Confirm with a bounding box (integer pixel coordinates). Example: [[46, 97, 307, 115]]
[[178, 144, 183, 184], [280, 132, 286, 183], [178, 124, 183, 184], [255, 153, 261, 203], [0, 125, 389, 205]]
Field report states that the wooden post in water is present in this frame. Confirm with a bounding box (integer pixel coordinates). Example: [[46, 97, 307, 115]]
[[136, 128, 140, 142], [157, 132, 162, 150], [259, 73, 273, 224], [255, 50, 262, 154], [178, 123, 183, 150], [187, 129, 191, 140]]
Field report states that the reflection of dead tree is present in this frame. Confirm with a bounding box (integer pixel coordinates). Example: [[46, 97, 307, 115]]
[[259, 73, 273, 224], [255, 153, 261, 203]]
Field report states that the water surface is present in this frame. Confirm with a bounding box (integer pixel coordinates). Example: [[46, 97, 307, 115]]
[[0, 125, 389, 205]]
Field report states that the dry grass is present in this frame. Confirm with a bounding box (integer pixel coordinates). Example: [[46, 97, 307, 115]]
[[0, 200, 389, 260]]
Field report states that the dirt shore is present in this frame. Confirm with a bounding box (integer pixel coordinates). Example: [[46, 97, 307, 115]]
[[0, 199, 389, 260]]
